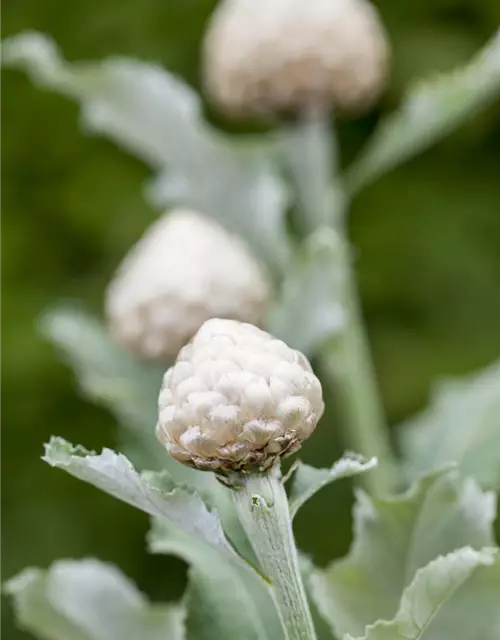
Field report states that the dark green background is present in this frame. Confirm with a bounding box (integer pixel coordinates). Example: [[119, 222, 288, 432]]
[[2, 1, 500, 638]]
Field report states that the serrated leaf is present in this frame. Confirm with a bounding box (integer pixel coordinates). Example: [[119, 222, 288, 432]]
[[41, 307, 255, 562], [267, 227, 348, 355], [310, 469, 496, 639], [3, 31, 290, 269], [347, 30, 500, 193], [399, 360, 500, 491], [148, 518, 284, 640], [287, 453, 377, 519], [347, 547, 500, 640], [42, 437, 235, 555], [5, 559, 185, 640], [41, 439, 271, 638]]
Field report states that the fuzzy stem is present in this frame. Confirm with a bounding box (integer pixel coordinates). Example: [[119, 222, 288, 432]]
[[231, 466, 317, 640], [284, 114, 398, 495]]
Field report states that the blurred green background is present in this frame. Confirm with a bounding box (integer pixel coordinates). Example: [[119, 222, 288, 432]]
[[2, 1, 500, 638]]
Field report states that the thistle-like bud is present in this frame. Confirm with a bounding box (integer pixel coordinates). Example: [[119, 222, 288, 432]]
[[106, 210, 270, 360], [203, 0, 390, 116], [156, 318, 324, 472]]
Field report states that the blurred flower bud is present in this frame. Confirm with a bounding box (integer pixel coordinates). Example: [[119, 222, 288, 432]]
[[203, 0, 390, 117], [156, 318, 324, 472], [106, 210, 270, 361]]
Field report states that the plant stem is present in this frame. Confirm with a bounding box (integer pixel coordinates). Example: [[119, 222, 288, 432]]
[[280, 113, 346, 233], [284, 114, 398, 495], [231, 465, 317, 640], [322, 238, 398, 495]]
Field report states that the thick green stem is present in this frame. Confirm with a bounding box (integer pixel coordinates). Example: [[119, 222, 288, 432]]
[[284, 115, 398, 495], [231, 466, 317, 640], [321, 239, 399, 495]]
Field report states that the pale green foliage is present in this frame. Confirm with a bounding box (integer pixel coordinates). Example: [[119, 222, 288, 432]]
[[4, 22, 500, 640], [43, 437, 236, 555], [149, 519, 284, 640], [182, 567, 276, 640], [347, 30, 500, 193], [40, 306, 165, 469], [399, 360, 500, 491], [310, 469, 496, 638], [268, 227, 348, 355], [4, 560, 185, 640], [37, 437, 377, 640], [346, 547, 500, 640], [286, 453, 377, 519], [299, 555, 339, 640], [40, 307, 253, 561], [42, 439, 277, 639], [3, 31, 289, 270], [39, 439, 376, 640]]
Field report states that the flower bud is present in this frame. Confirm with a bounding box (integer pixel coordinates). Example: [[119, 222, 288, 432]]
[[156, 318, 324, 472], [106, 210, 270, 360], [203, 0, 390, 117]]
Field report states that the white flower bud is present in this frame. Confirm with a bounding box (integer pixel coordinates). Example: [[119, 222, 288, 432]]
[[203, 0, 390, 116], [106, 210, 270, 360], [156, 318, 324, 472]]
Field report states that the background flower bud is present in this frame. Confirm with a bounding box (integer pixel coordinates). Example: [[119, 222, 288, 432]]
[[106, 210, 270, 361], [156, 318, 324, 472], [203, 0, 390, 117]]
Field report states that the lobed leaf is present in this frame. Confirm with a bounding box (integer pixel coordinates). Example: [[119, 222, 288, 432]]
[[287, 453, 377, 519], [310, 469, 496, 639], [399, 360, 500, 491], [267, 227, 348, 355], [3, 32, 290, 270], [347, 547, 500, 640], [347, 30, 500, 193], [5, 559, 185, 640]]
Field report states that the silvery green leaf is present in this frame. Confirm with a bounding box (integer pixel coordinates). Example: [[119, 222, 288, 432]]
[[287, 453, 377, 519], [41, 308, 254, 562], [3, 32, 290, 269], [4, 559, 185, 640], [299, 555, 337, 640], [267, 227, 348, 355], [147, 153, 290, 271], [347, 30, 500, 193], [149, 518, 284, 640], [183, 569, 272, 640], [347, 547, 500, 640], [310, 469, 496, 639], [40, 306, 165, 470], [144, 470, 256, 565], [399, 360, 500, 491], [42, 437, 235, 555]]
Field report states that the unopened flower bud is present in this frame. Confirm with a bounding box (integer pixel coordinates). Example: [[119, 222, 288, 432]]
[[106, 210, 270, 360], [156, 318, 324, 472], [203, 0, 390, 117]]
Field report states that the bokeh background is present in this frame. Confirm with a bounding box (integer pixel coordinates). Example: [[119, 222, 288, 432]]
[[2, 1, 500, 637]]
